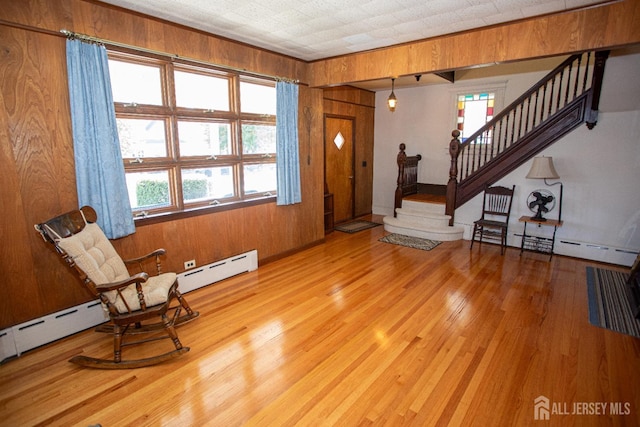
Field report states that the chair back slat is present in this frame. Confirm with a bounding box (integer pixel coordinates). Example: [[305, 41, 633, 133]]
[[486, 195, 510, 215], [37, 206, 98, 241], [482, 186, 515, 221], [40, 209, 86, 241], [483, 186, 514, 216]]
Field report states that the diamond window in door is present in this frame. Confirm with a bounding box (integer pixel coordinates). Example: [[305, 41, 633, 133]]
[[334, 131, 345, 150]]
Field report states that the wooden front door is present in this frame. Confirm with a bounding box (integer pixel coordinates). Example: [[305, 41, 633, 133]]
[[325, 116, 354, 224]]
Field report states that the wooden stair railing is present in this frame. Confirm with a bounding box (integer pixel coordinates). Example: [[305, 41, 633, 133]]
[[446, 51, 609, 224], [394, 143, 422, 217]]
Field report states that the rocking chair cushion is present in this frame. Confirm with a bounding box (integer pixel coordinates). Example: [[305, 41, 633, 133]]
[[57, 223, 176, 313], [107, 272, 177, 313], [57, 223, 129, 283]]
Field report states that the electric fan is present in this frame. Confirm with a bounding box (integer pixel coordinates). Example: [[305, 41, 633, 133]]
[[527, 189, 555, 221]]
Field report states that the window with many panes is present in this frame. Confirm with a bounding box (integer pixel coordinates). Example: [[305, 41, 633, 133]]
[[108, 50, 277, 218]]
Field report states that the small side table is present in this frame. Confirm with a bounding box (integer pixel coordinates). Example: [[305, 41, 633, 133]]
[[519, 216, 563, 260]]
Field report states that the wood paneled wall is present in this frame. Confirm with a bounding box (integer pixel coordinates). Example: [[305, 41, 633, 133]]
[[0, 0, 323, 329], [309, 0, 640, 87], [323, 87, 375, 218]]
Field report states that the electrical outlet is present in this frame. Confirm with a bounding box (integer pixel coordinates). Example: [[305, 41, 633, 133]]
[[184, 259, 196, 269]]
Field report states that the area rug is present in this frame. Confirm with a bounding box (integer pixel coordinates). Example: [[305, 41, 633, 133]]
[[379, 233, 441, 251], [586, 266, 640, 338], [334, 220, 381, 234]]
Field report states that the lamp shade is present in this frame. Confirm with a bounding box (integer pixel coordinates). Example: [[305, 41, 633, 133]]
[[387, 92, 397, 111], [526, 156, 559, 179]]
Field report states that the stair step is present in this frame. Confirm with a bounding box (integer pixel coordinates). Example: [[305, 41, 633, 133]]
[[383, 216, 464, 242], [395, 208, 451, 228], [401, 200, 445, 214], [388, 198, 463, 242], [404, 193, 446, 204]]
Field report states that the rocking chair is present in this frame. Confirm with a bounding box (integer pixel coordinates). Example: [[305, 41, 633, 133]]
[[35, 206, 199, 369]]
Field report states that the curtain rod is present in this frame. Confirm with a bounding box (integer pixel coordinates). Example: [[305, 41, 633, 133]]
[[60, 29, 300, 84]]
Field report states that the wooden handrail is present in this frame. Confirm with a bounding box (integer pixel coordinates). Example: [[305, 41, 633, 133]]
[[462, 53, 590, 147], [457, 52, 592, 183]]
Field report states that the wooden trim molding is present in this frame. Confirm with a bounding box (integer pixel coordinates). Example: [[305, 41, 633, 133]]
[[309, 0, 640, 87]]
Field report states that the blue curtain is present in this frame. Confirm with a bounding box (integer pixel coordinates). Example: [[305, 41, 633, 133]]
[[66, 38, 135, 239], [276, 81, 301, 205]]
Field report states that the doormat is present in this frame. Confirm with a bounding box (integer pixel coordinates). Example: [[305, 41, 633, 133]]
[[379, 233, 441, 251], [586, 266, 640, 338], [334, 220, 381, 234]]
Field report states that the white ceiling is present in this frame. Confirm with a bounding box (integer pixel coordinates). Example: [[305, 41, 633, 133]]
[[97, 0, 611, 90]]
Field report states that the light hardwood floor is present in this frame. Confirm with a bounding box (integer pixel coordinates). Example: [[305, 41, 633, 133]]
[[2, 221, 639, 426]]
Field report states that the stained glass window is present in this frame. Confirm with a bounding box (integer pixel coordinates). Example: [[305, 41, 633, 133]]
[[457, 92, 495, 143]]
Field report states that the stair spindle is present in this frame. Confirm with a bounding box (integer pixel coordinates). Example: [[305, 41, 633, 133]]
[[573, 55, 582, 98], [496, 119, 504, 153], [516, 103, 524, 141], [510, 109, 517, 149], [532, 93, 538, 131], [540, 82, 548, 123], [564, 61, 573, 105], [549, 77, 556, 116], [556, 70, 564, 111], [583, 52, 592, 93]]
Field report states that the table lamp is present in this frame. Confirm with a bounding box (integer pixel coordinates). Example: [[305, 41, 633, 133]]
[[526, 156, 563, 222]]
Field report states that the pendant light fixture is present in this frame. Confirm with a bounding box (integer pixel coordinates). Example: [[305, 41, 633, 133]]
[[387, 78, 397, 112]]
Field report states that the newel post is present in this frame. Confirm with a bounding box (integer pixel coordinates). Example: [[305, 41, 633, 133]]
[[394, 143, 407, 217], [446, 130, 460, 226]]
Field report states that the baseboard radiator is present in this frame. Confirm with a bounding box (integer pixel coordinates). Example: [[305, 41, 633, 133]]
[[1, 249, 258, 363], [1, 300, 108, 362], [554, 240, 637, 266], [177, 249, 258, 293]]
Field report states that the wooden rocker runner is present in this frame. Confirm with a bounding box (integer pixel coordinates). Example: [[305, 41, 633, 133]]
[[35, 206, 199, 369]]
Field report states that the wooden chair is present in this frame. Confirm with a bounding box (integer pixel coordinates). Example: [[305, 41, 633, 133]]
[[35, 206, 199, 369], [470, 185, 515, 255]]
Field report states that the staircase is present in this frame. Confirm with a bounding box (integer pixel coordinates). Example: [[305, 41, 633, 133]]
[[383, 198, 464, 241], [446, 50, 609, 222], [385, 50, 608, 240]]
